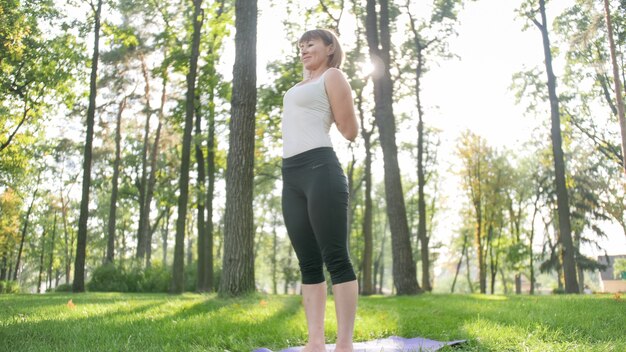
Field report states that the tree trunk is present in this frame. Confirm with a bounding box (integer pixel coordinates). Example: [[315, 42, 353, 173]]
[[205, 89, 216, 292], [162, 208, 171, 266], [107, 97, 126, 264], [13, 184, 38, 281], [47, 211, 57, 291], [195, 89, 208, 291], [365, 0, 420, 295], [465, 243, 473, 293], [219, 0, 257, 297], [171, 0, 204, 294], [533, 0, 578, 293], [271, 220, 278, 295], [73, 0, 102, 293], [407, 10, 432, 293], [144, 119, 161, 268], [136, 54, 153, 261], [61, 191, 71, 284], [451, 231, 468, 293], [37, 228, 46, 293], [359, 91, 375, 295], [603, 0, 626, 176]]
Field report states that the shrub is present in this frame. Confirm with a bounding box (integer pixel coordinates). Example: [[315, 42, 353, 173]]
[[54, 283, 72, 292], [0, 280, 20, 294], [141, 264, 170, 293], [184, 263, 197, 292], [87, 263, 128, 292]]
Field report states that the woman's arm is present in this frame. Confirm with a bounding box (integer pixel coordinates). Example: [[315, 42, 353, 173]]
[[325, 68, 359, 142]]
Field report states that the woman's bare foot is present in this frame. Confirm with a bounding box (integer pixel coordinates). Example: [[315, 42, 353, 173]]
[[332, 345, 353, 352], [301, 342, 326, 352]]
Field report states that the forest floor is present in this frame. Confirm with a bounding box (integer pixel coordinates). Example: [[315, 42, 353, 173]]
[[0, 292, 624, 351]]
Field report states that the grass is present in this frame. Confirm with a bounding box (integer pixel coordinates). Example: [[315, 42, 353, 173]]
[[1, 292, 625, 351]]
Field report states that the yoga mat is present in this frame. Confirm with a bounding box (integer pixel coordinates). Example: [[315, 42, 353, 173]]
[[253, 336, 467, 352]]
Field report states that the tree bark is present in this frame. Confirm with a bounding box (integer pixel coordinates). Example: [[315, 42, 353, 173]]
[[47, 211, 57, 291], [219, 0, 257, 297], [533, 0, 578, 293], [73, 0, 102, 293], [37, 228, 46, 293], [136, 54, 153, 261], [451, 230, 468, 293], [13, 183, 38, 281], [171, 0, 204, 294], [106, 97, 126, 264], [365, 0, 420, 295], [195, 89, 208, 291], [144, 120, 161, 268], [358, 86, 375, 295]]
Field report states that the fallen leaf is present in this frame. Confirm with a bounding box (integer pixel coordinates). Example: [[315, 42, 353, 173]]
[[67, 299, 76, 309]]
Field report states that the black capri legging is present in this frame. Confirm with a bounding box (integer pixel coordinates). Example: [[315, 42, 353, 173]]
[[281, 147, 356, 285]]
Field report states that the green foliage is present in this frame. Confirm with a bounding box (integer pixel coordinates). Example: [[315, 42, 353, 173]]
[[87, 263, 171, 293], [0, 280, 20, 293], [0, 188, 22, 257], [87, 263, 128, 292], [54, 283, 72, 292]]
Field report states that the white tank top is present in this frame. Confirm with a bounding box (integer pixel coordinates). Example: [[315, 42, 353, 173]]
[[282, 70, 333, 158]]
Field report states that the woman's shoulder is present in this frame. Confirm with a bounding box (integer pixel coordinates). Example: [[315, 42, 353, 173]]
[[323, 67, 346, 79], [323, 68, 350, 87]]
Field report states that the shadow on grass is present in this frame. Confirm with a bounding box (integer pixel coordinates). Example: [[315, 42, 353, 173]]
[[0, 293, 304, 352]]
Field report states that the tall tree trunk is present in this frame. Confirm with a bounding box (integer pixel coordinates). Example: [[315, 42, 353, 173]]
[[451, 231, 468, 293], [603, 0, 626, 176], [532, 0, 578, 293], [107, 97, 126, 264], [73, 0, 102, 292], [37, 228, 46, 293], [137, 54, 153, 261], [219, 0, 257, 297], [61, 191, 71, 284], [13, 184, 39, 281], [195, 90, 208, 291], [205, 89, 216, 292], [365, 0, 420, 295], [407, 9, 432, 293], [271, 219, 278, 295], [359, 89, 375, 295], [171, 0, 204, 294], [162, 208, 171, 266], [47, 211, 57, 291], [144, 120, 161, 268], [465, 243, 473, 293]]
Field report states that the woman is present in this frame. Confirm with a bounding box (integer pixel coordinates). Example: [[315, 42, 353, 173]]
[[281, 29, 359, 352]]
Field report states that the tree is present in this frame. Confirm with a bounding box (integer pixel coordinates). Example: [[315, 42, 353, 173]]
[[171, 0, 204, 294], [73, 0, 103, 293], [402, 0, 466, 292], [365, 0, 420, 295], [602, 0, 626, 176], [219, 0, 257, 297], [0, 188, 22, 281], [522, 0, 578, 293]]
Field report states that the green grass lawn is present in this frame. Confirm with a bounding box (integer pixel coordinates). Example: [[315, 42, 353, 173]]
[[1, 292, 624, 351]]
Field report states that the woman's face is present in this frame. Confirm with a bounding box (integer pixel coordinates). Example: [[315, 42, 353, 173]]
[[299, 38, 332, 73]]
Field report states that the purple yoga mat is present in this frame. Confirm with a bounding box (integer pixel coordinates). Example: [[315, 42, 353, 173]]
[[253, 336, 466, 352]]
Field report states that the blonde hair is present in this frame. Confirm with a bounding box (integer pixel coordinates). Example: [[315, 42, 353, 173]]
[[299, 29, 344, 69]]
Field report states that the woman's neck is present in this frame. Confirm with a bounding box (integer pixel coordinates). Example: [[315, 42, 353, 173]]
[[306, 66, 329, 81]]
